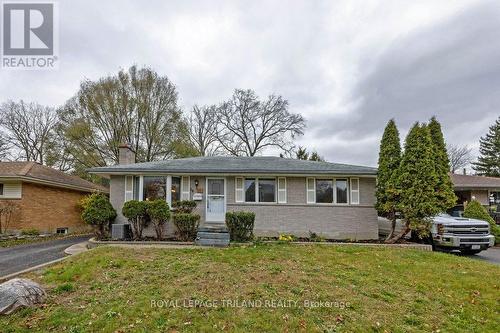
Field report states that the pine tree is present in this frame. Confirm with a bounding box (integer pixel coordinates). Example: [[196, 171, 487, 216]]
[[473, 117, 500, 177], [428, 117, 456, 212], [387, 123, 440, 243], [295, 146, 309, 160], [375, 119, 401, 239], [309, 151, 324, 161]]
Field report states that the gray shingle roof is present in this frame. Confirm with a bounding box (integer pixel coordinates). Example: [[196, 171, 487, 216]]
[[88, 156, 377, 175]]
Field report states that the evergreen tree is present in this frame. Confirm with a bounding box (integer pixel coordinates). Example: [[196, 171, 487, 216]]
[[388, 123, 440, 243], [428, 117, 456, 212], [309, 151, 324, 161], [375, 119, 401, 239], [296, 146, 309, 160], [473, 117, 500, 177]]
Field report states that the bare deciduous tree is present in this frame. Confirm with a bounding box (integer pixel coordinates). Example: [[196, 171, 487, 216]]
[[0, 101, 57, 164], [0, 134, 9, 161], [448, 144, 473, 173], [188, 105, 220, 156], [0, 201, 18, 234], [215, 89, 305, 156]]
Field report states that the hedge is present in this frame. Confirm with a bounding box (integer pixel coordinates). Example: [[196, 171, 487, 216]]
[[225, 211, 255, 242], [172, 213, 200, 241]]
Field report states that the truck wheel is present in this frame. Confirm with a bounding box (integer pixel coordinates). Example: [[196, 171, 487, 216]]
[[459, 249, 482, 255]]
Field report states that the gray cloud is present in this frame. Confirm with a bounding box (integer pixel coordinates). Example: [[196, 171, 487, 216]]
[[0, 0, 496, 167], [307, 1, 500, 166]]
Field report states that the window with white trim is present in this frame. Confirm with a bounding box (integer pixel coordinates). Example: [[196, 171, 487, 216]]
[[350, 178, 359, 204], [316, 179, 333, 203], [258, 178, 276, 202], [181, 176, 190, 200], [124, 176, 134, 202], [306, 177, 356, 204], [238, 177, 277, 203], [244, 178, 256, 202], [335, 179, 348, 204], [142, 176, 167, 201], [0, 183, 3, 196], [235, 177, 244, 202], [277, 177, 287, 203]]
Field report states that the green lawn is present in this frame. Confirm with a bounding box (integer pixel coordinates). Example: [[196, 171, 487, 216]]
[[1, 244, 499, 332]]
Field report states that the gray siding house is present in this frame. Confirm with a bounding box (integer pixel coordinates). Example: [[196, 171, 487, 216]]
[[89, 145, 378, 240]]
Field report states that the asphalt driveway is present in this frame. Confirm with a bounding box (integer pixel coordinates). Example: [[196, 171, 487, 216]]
[[461, 247, 500, 265], [0, 235, 91, 277]]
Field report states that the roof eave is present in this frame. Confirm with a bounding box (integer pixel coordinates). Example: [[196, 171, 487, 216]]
[[88, 169, 377, 177], [0, 175, 109, 193]]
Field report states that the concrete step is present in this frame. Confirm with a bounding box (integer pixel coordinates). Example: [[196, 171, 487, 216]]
[[198, 225, 228, 233], [196, 238, 230, 247], [197, 231, 230, 240]]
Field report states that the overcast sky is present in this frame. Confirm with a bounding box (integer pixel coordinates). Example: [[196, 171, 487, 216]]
[[1, 0, 499, 167]]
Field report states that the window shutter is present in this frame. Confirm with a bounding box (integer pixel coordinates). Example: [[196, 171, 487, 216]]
[[277, 177, 287, 203], [350, 178, 359, 205], [306, 177, 315, 204], [235, 177, 244, 203], [124, 176, 134, 202], [181, 176, 190, 200]]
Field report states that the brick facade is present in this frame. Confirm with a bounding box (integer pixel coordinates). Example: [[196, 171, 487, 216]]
[[1, 182, 92, 234]]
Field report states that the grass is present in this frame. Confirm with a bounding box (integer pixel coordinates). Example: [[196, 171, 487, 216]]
[[1, 244, 499, 332]]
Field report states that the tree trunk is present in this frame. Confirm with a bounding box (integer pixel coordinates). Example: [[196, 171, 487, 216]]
[[385, 212, 397, 241], [385, 221, 410, 244]]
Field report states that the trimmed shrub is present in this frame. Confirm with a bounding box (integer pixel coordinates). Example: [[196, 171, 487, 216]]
[[172, 213, 200, 241], [225, 211, 255, 242], [122, 200, 149, 240], [172, 200, 197, 213], [81, 193, 117, 238], [463, 200, 500, 244], [146, 200, 170, 240]]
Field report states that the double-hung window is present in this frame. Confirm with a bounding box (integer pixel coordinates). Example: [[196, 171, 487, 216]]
[[235, 177, 279, 203], [335, 179, 348, 204], [307, 177, 354, 204]]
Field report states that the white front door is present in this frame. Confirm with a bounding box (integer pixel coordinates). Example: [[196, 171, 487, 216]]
[[206, 178, 226, 222]]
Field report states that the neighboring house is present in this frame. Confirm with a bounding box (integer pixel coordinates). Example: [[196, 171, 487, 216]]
[[89, 145, 378, 240], [0, 162, 108, 235], [451, 173, 500, 210]]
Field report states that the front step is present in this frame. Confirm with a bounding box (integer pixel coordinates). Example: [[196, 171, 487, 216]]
[[195, 224, 230, 247]]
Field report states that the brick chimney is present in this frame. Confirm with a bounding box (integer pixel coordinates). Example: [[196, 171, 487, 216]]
[[118, 144, 136, 165]]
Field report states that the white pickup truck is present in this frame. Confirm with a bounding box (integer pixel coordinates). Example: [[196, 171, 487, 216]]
[[431, 214, 495, 254]]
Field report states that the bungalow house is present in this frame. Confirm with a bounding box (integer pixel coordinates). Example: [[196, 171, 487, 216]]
[[89, 145, 378, 240], [451, 173, 500, 212], [0, 161, 108, 235]]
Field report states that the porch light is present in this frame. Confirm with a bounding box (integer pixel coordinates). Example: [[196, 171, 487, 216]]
[[195, 179, 199, 187]]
